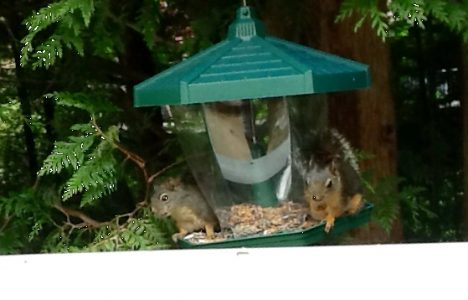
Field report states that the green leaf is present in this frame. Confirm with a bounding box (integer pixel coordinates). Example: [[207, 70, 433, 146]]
[[38, 134, 96, 176], [425, 1, 448, 23], [135, 0, 160, 50], [70, 123, 96, 135], [62, 142, 117, 203], [353, 16, 367, 32], [79, 0, 95, 26], [28, 221, 44, 242], [362, 174, 401, 234], [337, 0, 468, 42], [47, 91, 121, 114], [20, 0, 95, 68]]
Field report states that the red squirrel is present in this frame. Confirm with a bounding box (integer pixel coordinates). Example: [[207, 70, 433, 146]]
[[151, 177, 219, 242], [301, 129, 364, 232]]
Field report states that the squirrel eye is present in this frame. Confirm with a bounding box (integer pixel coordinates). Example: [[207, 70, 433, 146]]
[[312, 195, 318, 201], [160, 193, 169, 202], [325, 178, 333, 188]]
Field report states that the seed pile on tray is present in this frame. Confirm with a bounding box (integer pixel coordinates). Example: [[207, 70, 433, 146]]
[[183, 201, 319, 244]]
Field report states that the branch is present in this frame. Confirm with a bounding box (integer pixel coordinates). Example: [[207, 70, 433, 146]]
[[90, 116, 185, 204], [91, 116, 147, 172], [0, 214, 12, 232], [54, 203, 103, 228], [147, 159, 185, 184], [114, 200, 147, 225], [143, 159, 185, 203]]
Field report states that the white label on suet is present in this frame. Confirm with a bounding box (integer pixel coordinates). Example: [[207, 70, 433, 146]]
[[214, 135, 290, 184]]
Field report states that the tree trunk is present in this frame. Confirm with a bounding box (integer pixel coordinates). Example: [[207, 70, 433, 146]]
[[262, 0, 402, 243], [4, 15, 38, 183], [462, 42, 468, 240]]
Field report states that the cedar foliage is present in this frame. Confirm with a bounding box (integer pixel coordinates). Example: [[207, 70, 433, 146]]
[[337, 0, 468, 41], [0, 0, 466, 253]]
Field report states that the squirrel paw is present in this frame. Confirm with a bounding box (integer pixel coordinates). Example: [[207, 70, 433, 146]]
[[171, 233, 181, 243], [171, 231, 187, 243], [347, 194, 363, 215], [324, 215, 335, 233], [324, 222, 333, 233], [204, 224, 215, 239]]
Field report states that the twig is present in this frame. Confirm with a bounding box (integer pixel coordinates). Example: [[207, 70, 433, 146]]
[[144, 159, 185, 203], [91, 116, 148, 176], [88, 234, 120, 250], [114, 200, 146, 224], [147, 159, 185, 184], [0, 215, 12, 232], [54, 203, 103, 228], [91, 115, 187, 205]]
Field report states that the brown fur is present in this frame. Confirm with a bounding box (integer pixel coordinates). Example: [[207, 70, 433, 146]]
[[151, 177, 219, 241], [304, 158, 364, 233]]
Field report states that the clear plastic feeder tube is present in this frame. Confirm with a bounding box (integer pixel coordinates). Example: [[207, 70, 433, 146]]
[[202, 97, 291, 207], [164, 95, 328, 230]]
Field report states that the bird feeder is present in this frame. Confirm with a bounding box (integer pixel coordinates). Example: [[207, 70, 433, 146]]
[[134, 5, 373, 248]]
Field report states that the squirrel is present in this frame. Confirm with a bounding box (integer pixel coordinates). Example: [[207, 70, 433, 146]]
[[298, 128, 364, 233], [150, 177, 219, 242]]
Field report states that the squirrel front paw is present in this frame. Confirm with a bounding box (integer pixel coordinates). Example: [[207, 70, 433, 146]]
[[171, 233, 182, 243], [171, 229, 188, 242], [324, 215, 335, 233], [347, 193, 363, 215], [204, 224, 215, 239]]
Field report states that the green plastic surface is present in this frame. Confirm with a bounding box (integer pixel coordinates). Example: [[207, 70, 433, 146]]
[[177, 202, 374, 249], [133, 6, 371, 107]]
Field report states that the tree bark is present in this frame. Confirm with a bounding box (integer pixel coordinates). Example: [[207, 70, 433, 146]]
[[3, 15, 38, 183], [316, 2, 401, 244], [43, 96, 56, 151], [262, 0, 402, 243]]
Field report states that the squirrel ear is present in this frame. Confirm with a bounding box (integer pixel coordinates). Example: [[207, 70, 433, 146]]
[[167, 177, 181, 189], [329, 159, 338, 176], [307, 155, 314, 168]]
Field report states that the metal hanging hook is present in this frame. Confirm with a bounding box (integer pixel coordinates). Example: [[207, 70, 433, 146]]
[[242, 0, 247, 6]]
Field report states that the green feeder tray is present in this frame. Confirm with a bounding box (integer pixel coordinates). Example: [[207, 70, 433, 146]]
[[177, 202, 374, 249]]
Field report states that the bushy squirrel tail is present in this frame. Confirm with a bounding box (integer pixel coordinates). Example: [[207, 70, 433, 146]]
[[328, 128, 360, 174]]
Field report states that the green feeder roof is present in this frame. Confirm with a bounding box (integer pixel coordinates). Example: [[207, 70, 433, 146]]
[[134, 6, 370, 107]]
